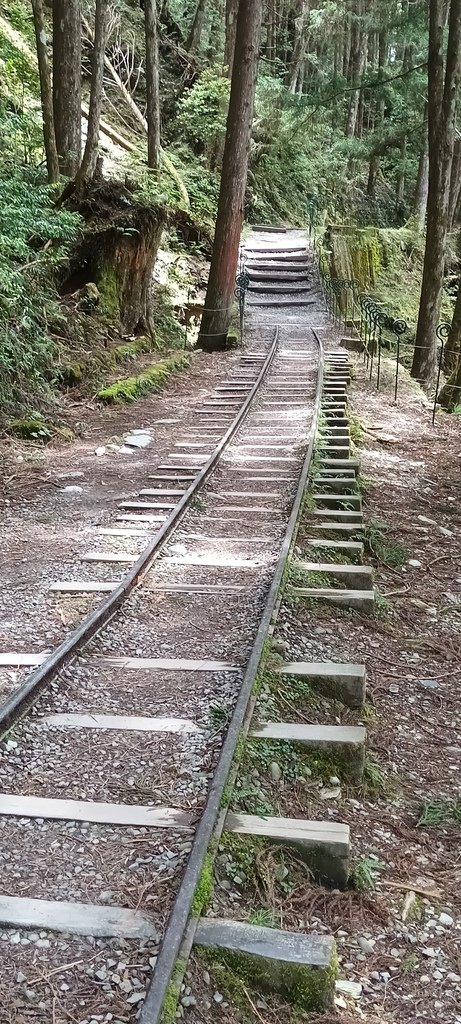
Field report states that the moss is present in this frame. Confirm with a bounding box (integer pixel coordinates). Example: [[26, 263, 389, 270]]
[[8, 417, 52, 441], [226, 329, 240, 349], [111, 336, 154, 363], [58, 362, 84, 386], [160, 957, 187, 1024], [98, 264, 120, 319], [191, 854, 214, 917], [98, 353, 190, 403], [198, 944, 337, 1012]]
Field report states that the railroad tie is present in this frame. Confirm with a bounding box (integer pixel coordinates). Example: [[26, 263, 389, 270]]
[[225, 812, 350, 888], [278, 661, 366, 709], [249, 721, 365, 784], [194, 918, 336, 1009]]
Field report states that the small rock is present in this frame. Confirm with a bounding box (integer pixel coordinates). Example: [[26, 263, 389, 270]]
[[203, 971, 210, 986], [320, 786, 341, 800], [16, 972, 26, 983], [358, 937, 375, 954], [439, 912, 454, 926], [62, 485, 83, 494], [125, 434, 151, 449], [95, 446, 106, 457], [408, 559, 422, 567], [213, 992, 223, 1004], [126, 992, 146, 1005], [422, 947, 437, 958], [447, 972, 461, 983], [270, 761, 282, 783], [335, 980, 362, 999], [433, 970, 443, 981], [419, 679, 439, 690], [389, 684, 399, 694], [329, 775, 340, 786], [420, 975, 431, 984]]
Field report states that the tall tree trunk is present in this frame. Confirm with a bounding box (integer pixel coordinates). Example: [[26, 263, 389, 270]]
[[53, 0, 81, 176], [396, 134, 407, 201], [366, 28, 387, 197], [413, 106, 429, 232], [224, 0, 239, 76], [78, 0, 109, 182], [411, 0, 461, 386], [199, 0, 263, 351], [286, 0, 309, 92], [186, 0, 207, 53], [144, 0, 161, 169], [345, 3, 367, 139], [31, 0, 59, 183], [442, 272, 461, 374], [448, 134, 461, 230]]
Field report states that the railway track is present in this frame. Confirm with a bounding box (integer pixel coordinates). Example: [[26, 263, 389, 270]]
[[0, 229, 333, 1023]]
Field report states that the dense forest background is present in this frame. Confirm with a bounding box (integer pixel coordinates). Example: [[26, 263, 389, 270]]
[[1, 0, 461, 434]]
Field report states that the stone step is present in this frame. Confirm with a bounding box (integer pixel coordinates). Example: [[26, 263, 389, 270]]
[[320, 457, 359, 473], [294, 561, 373, 589], [291, 586, 374, 615], [226, 812, 350, 888], [194, 918, 336, 1010], [279, 661, 366, 709], [321, 446, 351, 459], [312, 477, 358, 493], [314, 493, 361, 510], [312, 508, 362, 522], [309, 522, 361, 537], [306, 538, 364, 560], [249, 721, 365, 783]]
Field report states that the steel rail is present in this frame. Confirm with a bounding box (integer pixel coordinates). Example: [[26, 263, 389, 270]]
[[139, 326, 324, 1024], [0, 332, 280, 735]]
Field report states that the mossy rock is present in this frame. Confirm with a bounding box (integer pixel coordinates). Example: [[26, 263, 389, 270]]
[[8, 418, 52, 442], [226, 329, 240, 349], [58, 363, 85, 386], [98, 352, 190, 404]]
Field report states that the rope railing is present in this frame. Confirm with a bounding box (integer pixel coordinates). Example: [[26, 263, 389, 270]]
[[316, 257, 458, 421]]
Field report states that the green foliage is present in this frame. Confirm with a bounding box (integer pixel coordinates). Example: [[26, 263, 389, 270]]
[[360, 518, 407, 567], [177, 67, 230, 154], [418, 801, 461, 826], [351, 855, 386, 892], [0, 173, 81, 417]]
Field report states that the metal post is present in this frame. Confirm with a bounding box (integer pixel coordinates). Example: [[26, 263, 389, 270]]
[[432, 322, 451, 424], [392, 319, 408, 402]]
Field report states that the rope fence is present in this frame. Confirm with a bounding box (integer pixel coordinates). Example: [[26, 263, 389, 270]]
[[315, 255, 457, 424]]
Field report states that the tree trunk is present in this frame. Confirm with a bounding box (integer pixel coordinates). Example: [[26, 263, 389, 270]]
[[285, 0, 309, 92], [411, 0, 461, 386], [53, 0, 81, 176], [442, 272, 461, 373], [78, 0, 109, 182], [144, 0, 161, 169], [224, 0, 239, 76], [367, 153, 379, 196], [396, 134, 407, 202], [186, 0, 207, 53], [413, 106, 429, 232], [448, 134, 461, 230], [199, 0, 263, 352], [345, 3, 367, 139], [366, 28, 387, 197], [31, 0, 59, 183]]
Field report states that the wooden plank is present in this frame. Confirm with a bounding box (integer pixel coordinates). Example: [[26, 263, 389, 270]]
[[0, 652, 46, 667], [163, 555, 258, 567], [118, 502, 175, 510], [0, 894, 159, 940], [98, 528, 149, 537], [81, 552, 135, 563], [138, 489, 185, 497], [49, 581, 116, 593], [0, 792, 193, 829], [148, 583, 244, 594], [43, 713, 201, 733], [96, 656, 239, 672]]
